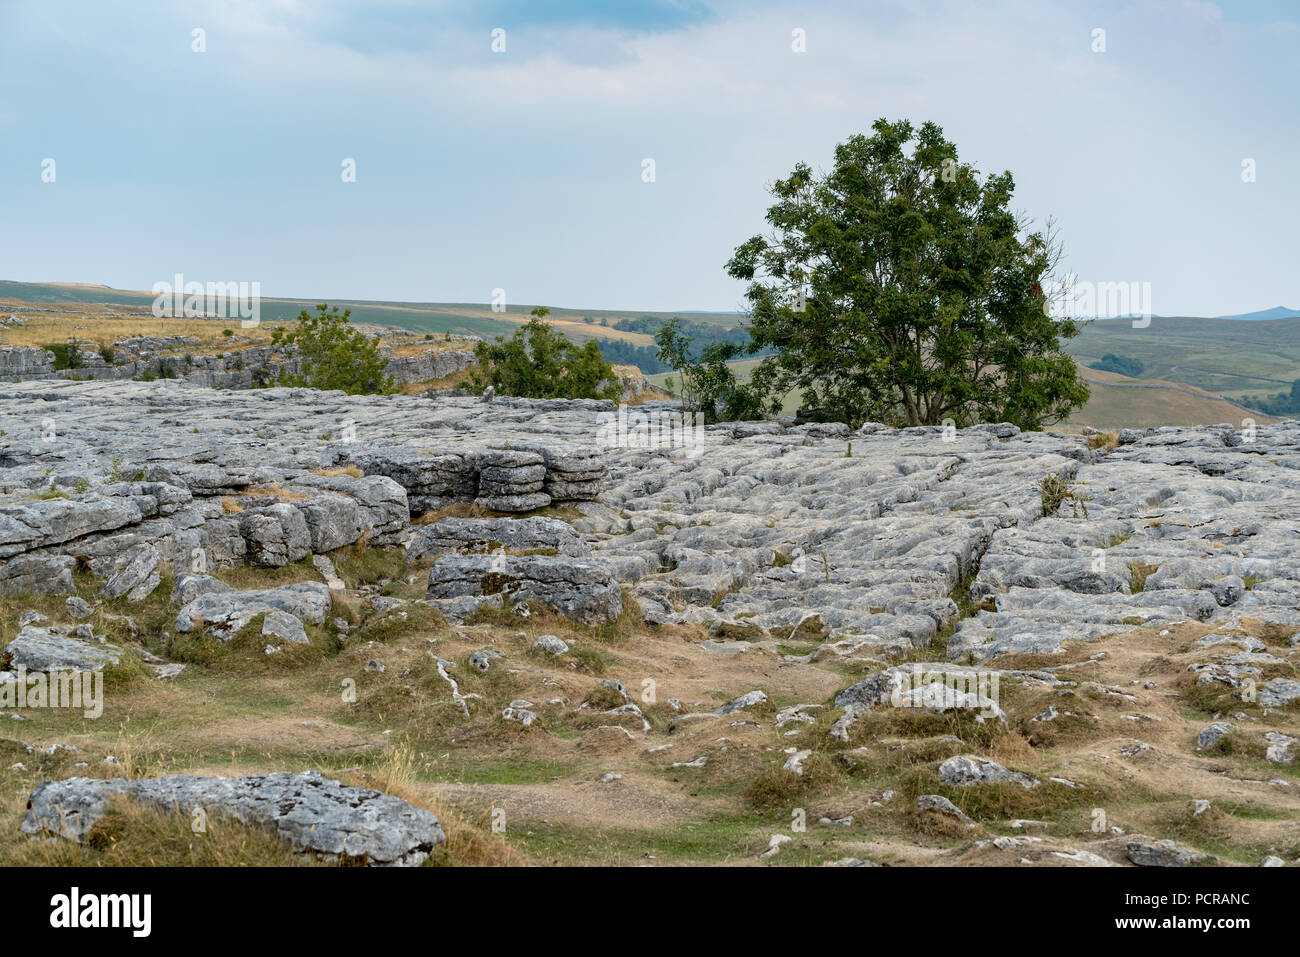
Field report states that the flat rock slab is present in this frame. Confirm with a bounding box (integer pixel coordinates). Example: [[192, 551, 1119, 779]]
[[427, 553, 622, 624], [173, 578, 332, 640], [1, 626, 122, 672], [21, 770, 445, 866], [406, 515, 591, 562]]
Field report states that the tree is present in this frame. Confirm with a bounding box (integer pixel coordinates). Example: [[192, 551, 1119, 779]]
[[468, 307, 623, 401], [278, 303, 396, 395], [725, 119, 1089, 429], [654, 317, 762, 423], [1089, 353, 1144, 378]]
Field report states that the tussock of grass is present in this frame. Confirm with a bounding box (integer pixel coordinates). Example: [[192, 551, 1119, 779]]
[[1128, 561, 1158, 594], [744, 754, 840, 809]]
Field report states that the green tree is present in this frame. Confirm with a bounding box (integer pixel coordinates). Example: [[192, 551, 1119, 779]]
[[1089, 353, 1144, 378], [469, 307, 623, 401], [726, 119, 1089, 429], [654, 317, 762, 423], [278, 303, 396, 395]]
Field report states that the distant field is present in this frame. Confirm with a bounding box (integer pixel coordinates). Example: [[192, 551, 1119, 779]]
[[651, 357, 1276, 429], [0, 281, 741, 348], [5, 281, 1294, 428], [1065, 315, 1300, 401]]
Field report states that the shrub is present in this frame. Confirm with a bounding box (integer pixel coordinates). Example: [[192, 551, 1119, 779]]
[[468, 308, 622, 401], [278, 304, 397, 396]]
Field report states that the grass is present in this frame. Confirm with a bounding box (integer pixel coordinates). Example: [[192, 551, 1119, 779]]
[[7, 797, 333, 866], [1128, 560, 1159, 594], [1035, 474, 1090, 518]]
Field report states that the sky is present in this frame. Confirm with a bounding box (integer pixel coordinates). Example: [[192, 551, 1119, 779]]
[[1, 0, 1296, 316]]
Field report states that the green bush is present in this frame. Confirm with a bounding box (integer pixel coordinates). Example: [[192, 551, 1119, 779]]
[[468, 307, 622, 401], [278, 304, 396, 396]]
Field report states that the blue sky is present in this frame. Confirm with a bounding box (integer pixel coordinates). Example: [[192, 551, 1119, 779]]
[[1, 0, 1296, 315]]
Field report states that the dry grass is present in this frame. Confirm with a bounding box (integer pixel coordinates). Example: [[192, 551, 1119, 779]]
[[0, 309, 278, 352], [310, 465, 364, 478], [220, 496, 244, 514], [8, 796, 328, 866], [1087, 431, 1119, 452], [244, 485, 314, 502], [342, 740, 523, 866]]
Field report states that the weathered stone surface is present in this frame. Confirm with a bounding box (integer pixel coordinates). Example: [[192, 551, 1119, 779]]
[[406, 516, 590, 562], [20, 770, 444, 865], [938, 755, 1039, 789], [426, 554, 621, 624], [1, 627, 122, 672], [1126, 839, 1209, 867], [174, 580, 332, 640], [915, 794, 976, 825], [1197, 722, 1234, 749], [0, 553, 74, 598], [238, 504, 311, 566], [99, 543, 162, 600], [0, 384, 1298, 680], [1259, 678, 1300, 708]]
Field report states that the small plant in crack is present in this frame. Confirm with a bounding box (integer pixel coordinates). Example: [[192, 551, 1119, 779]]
[[1036, 473, 1090, 518]]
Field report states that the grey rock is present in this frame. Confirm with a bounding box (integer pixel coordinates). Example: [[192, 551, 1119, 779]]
[[1259, 678, 1300, 708], [262, 609, 309, 644], [1265, 732, 1295, 765], [532, 634, 569, 655], [174, 581, 331, 641], [937, 755, 1039, 789], [914, 794, 976, 825], [406, 516, 590, 562], [1197, 722, 1234, 749], [20, 770, 444, 865], [66, 596, 93, 619], [1126, 839, 1209, 867], [238, 504, 311, 567], [426, 554, 621, 625], [2, 627, 122, 672], [468, 649, 502, 671], [99, 544, 162, 601]]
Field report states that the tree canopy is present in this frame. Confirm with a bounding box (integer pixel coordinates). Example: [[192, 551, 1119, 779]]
[[721, 118, 1089, 429], [278, 303, 396, 395], [468, 307, 623, 401]]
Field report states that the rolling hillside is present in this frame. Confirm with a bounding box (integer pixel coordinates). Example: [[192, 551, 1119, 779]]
[[1065, 315, 1300, 402], [0, 281, 739, 347], [4, 281, 1295, 428], [650, 359, 1279, 429]]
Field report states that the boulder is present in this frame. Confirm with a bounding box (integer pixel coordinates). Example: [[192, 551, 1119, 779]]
[[174, 581, 332, 640], [20, 770, 444, 865], [426, 554, 621, 624], [2, 627, 122, 672]]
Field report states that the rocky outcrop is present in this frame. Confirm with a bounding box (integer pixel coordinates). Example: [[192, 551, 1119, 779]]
[[21, 770, 445, 865], [426, 554, 622, 624], [1, 380, 1299, 651], [1, 626, 122, 672], [0, 347, 56, 381], [1, 340, 478, 390], [172, 576, 332, 640], [407, 515, 591, 562]]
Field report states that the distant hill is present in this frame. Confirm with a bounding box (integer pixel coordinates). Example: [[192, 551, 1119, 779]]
[[1217, 306, 1300, 320], [6, 281, 1297, 422], [1065, 315, 1300, 402], [1069, 365, 1276, 429]]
